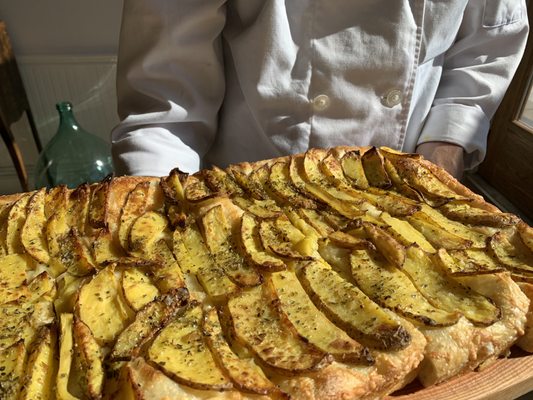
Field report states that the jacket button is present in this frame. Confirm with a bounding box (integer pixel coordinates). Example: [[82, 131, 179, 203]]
[[383, 89, 402, 108], [312, 94, 331, 111]]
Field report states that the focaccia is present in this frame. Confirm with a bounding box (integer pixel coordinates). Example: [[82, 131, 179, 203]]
[[0, 146, 532, 400]]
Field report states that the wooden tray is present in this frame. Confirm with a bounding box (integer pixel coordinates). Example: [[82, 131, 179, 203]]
[[388, 349, 533, 400]]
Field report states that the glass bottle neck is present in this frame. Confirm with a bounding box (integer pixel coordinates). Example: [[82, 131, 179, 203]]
[[56, 102, 80, 131]]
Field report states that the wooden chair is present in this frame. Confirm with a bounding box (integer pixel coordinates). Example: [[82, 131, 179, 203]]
[[0, 20, 42, 192]]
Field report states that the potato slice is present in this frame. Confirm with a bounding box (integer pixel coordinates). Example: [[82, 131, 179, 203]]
[[361, 147, 392, 188], [402, 246, 500, 326], [54, 273, 84, 315], [73, 318, 104, 399], [159, 168, 187, 203], [379, 212, 435, 253], [56, 314, 78, 400], [297, 208, 335, 236], [362, 222, 405, 267], [227, 285, 330, 373], [58, 228, 96, 277], [269, 271, 373, 363], [436, 248, 505, 276], [518, 221, 533, 254], [0, 300, 34, 351], [0, 254, 30, 304], [267, 161, 317, 209], [148, 303, 232, 390], [66, 184, 91, 234], [439, 202, 519, 228], [121, 268, 159, 311], [110, 293, 187, 362], [258, 218, 311, 260], [231, 197, 282, 219], [128, 211, 168, 254], [350, 250, 460, 326], [5, 194, 30, 254], [0, 340, 26, 399], [201, 165, 243, 197], [382, 158, 424, 201], [0, 202, 14, 256], [27, 271, 56, 303], [299, 261, 411, 350], [20, 188, 50, 264], [18, 326, 56, 400], [118, 181, 151, 251], [239, 213, 286, 271], [183, 173, 215, 202], [327, 231, 374, 251], [407, 211, 473, 250], [201, 205, 262, 287], [173, 223, 237, 299], [44, 185, 68, 219], [489, 231, 533, 274], [227, 164, 267, 200], [88, 177, 111, 229], [340, 150, 369, 189], [76, 266, 134, 345], [203, 307, 280, 394]]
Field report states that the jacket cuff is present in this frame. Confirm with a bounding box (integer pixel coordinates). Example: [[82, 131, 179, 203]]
[[417, 103, 490, 170]]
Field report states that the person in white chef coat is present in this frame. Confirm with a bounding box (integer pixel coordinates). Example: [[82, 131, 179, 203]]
[[111, 0, 528, 179]]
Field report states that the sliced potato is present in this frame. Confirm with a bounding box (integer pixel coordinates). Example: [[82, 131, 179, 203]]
[[350, 250, 460, 326], [121, 268, 159, 311], [18, 326, 56, 400], [297, 208, 335, 236], [58, 228, 96, 277], [0, 202, 14, 256], [299, 261, 411, 350], [232, 197, 282, 219], [402, 246, 500, 326], [56, 314, 79, 400], [20, 188, 50, 264], [436, 248, 505, 276], [76, 266, 134, 345], [269, 271, 373, 363], [0, 340, 26, 400], [5, 194, 30, 254], [239, 213, 286, 271], [379, 212, 435, 253], [327, 231, 374, 250], [227, 164, 267, 200], [0, 254, 30, 304], [148, 303, 232, 390], [340, 150, 369, 189], [110, 295, 186, 362], [267, 161, 317, 209], [258, 218, 311, 260], [201, 205, 262, 287], [66, 184, 91, 234], [0, 300, 34, 351], [439, 202, 520, 228], [228, 285, 330, 373], [382, 158, 424, 201], [159, 168, 187, 203], [173, 223, 237, 299], [183, 173, 215, 202], [128, 211, 168, 255], [91, 228, 126, 266], [54, 273, 84, 315], [518, 221, 533, 253], [118, 181, 151, 251], [73, 317, 104, 399], [88, 177, 111, 229], [362, 222, 405, 267], [27, 271, 56, 303], [489, 231, 533, 274], [407, 211, 473, 250], [361, 147, 391, 188], [203, 307, 280, 394], [201, 165, 243, 197]]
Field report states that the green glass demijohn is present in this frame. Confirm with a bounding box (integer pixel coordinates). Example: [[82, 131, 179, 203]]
[[34, 101, 114, 189]]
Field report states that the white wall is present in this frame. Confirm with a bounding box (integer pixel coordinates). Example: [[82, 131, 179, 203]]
[[0, 0, 124, 194]]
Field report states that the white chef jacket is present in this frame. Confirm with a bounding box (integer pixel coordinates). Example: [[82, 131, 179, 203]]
[[111, 0, 528, 176]]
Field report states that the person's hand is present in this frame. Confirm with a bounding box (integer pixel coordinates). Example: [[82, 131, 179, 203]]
[[415, 142, 464, 180]]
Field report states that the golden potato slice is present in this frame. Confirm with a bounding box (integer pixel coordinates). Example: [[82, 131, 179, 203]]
[[173, 223, 237, 299], [239, 213, 286, 271], [269, 270, 373, 363], [227, 163, 267, 200], [56, 314, 78, 400], [20, 188, 49, 264], [232, 197, 282, 219], [299, 261, 411, 350], [436, 248, 505, 276], [44, 184, 68, 219], [201, 165, 243, 196], [183, 173, 215, 202], [27, 271, 56, 303], [362, 222, 406, 267], [18, 326, 56, 400], [76, 266, 134, 345], [0, 254, 30, 304], [58, 228, 96, 277], [118, 181, 151, 252], [54, 273, 84, 315], [159, 168, 187, 203], [66, 184, 91, 234], [121, 268, 159, 311], [297, 208, 335, 236], [88, 177, 111, 229], [45, 191, 70, 264], [0, 340, 26, 399], [73, 318, 104, 399], [361, 147, 392, 188], [258, 218, 311, 260], [267, 161, 317, 209], [0, 300, 35, 351], [110, 293, 187, 362], [382, 158, 424, 201], [402, 246, 500, 326], [340, 150, 369, 189], [148, 303, 232, 390], [91, 228, 126, 266], [350, 250, 460, 326], [0, 201, 14, 256], [128, 211, 168, 254], [518, 221, 533, 253], [203, 307, 281, 394], [407, 211, 473, 250], [201, 205, 262, 287], [327, 231, 375, 251], [228, 285, 330, 373], [5, 194, 30, 254], [379, 212, 435, 253], [439, 202, 519, 228], [489, 231, 533, 274]]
